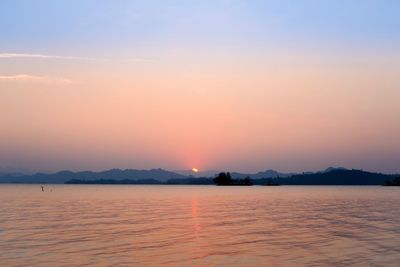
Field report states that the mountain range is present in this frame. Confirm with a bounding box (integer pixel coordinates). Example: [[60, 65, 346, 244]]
[[0, 167, 397, 185], [0, 168, 186, 184]]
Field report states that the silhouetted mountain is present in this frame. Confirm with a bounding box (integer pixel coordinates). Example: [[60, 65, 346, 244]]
[[0, 168, 187, 184], [322, 167, 348, 173], [275, 169, 392, 185], [384, 176, 400, 186], [0, 166, 33, 176], [0, 167, 396, 185], [231, 169, 293, 179], [0, 172, 26, 177], [174, 169, 220, 178]]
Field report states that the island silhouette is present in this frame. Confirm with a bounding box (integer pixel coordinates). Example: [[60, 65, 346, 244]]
[[213, 172, 252, 186], [384, 176, 400, 186]]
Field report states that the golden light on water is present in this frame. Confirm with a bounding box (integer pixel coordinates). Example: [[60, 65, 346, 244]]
[[192, 168, 199, 173]]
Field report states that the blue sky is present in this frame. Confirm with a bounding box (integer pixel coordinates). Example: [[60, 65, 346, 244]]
[[1, 0, 399, 55]]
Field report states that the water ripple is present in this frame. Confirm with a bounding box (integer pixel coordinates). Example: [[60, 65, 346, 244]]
[[1, 185, 399, 266]]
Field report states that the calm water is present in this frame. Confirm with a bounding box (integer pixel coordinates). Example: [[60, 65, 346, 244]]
[[0, 185, 399, 267]]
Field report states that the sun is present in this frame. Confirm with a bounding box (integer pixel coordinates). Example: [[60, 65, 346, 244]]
[[192, 168, 199, 173]]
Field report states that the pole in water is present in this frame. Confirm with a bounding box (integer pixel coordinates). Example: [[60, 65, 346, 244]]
[[41, 186, 44, 192]]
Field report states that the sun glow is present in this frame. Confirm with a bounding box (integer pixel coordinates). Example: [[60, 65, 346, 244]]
[[192, 168, 199, 173]]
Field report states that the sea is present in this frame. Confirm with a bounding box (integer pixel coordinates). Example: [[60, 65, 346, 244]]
[[0, 185, 399, 266]]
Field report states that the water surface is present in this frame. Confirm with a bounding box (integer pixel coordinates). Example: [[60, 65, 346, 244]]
[[0, 185, 399, 266]]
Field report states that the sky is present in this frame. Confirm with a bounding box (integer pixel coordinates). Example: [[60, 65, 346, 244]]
[[1, 0, 400, 173]]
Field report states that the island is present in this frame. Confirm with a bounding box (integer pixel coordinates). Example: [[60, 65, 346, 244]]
[[213, 172, 252, 186]]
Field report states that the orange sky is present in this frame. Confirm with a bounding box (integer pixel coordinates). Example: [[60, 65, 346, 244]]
[[1, 49, 399, 173], [1, 1, 400, 173]]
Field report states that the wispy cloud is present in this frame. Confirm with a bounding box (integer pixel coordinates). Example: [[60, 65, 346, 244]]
[[0, 52, 155, 63], [0, 53, 96, 61], [0, 74, 72, 84]]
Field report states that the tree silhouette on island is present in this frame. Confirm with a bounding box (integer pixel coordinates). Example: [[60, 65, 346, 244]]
[[213, 172, 252, 186]]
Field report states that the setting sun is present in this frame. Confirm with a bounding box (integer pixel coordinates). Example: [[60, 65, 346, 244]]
[[192, 168, 199, 173]]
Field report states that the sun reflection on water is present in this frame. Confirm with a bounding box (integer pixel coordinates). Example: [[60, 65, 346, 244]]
[[191, 198, 201, 239]]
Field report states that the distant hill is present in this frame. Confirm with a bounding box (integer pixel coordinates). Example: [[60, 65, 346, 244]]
[[274, 169, 393, 185], [231, 169, 293, 179], [174, 169, 221, 178], [322, 167, 348, 173], [0, 168, 187, 184], [0, 166, 33, 176]]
